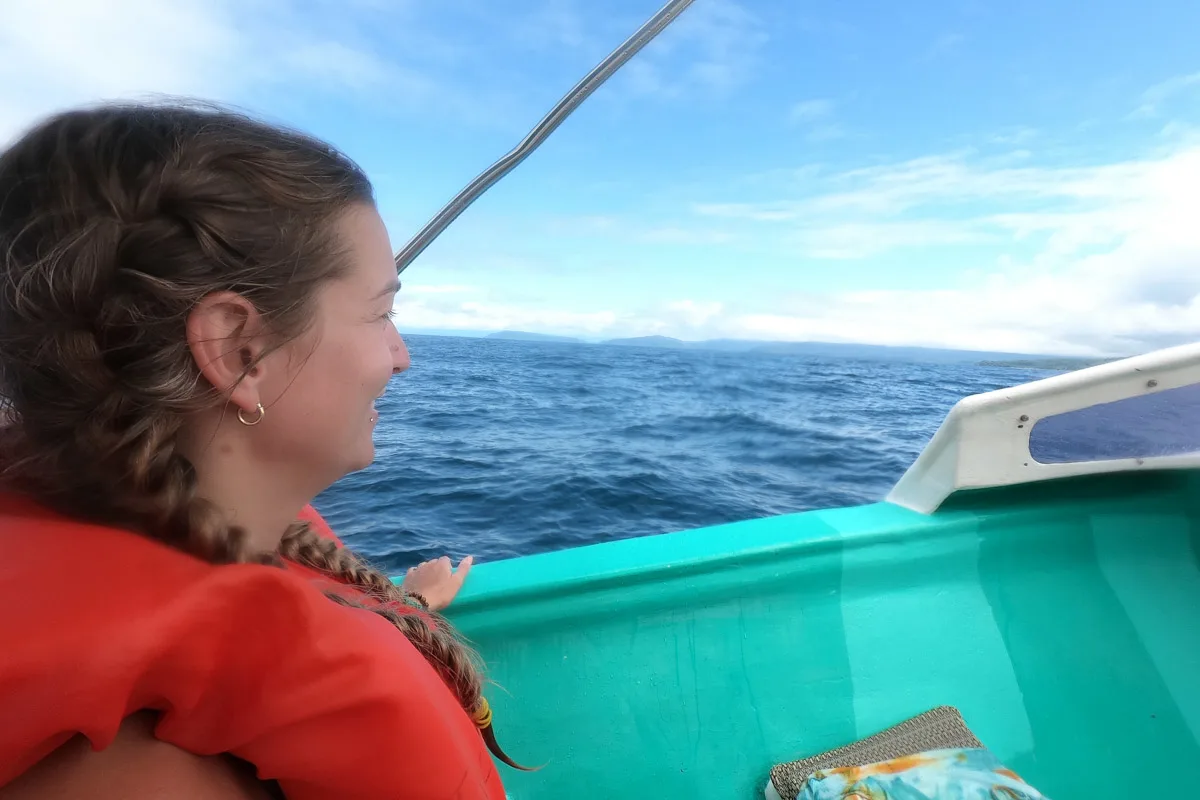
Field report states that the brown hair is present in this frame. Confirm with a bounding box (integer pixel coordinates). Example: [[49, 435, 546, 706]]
[[0, 102, 522, 769]]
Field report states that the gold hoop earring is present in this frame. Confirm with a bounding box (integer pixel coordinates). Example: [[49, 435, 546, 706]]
[[237, 403, 265, 426]]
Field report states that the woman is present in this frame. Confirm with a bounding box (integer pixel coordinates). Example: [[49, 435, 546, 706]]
[[0, 103, 514, 798]]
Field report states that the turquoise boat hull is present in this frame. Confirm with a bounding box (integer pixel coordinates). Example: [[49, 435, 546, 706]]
[[434, 469, 1200, 799]]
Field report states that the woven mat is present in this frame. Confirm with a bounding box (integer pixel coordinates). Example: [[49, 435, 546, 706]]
[[768, 706, 983, 800]]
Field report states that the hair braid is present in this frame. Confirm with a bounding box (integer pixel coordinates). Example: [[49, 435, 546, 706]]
[[279, 524, 534, 770], [0, 126, 273, 566]]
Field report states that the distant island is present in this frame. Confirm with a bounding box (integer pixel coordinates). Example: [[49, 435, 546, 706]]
[[598, 335, 1046, 364], [487, 330, 583, 344], [979, 357, 1119, 371], [603, 335, 689, 349], [431, 330, 1134, 367]]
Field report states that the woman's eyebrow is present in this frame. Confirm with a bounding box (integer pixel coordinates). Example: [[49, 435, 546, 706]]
[[372, 280, 401, 300]]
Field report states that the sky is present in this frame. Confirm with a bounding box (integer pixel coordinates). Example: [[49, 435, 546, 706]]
[[4, 0, 1200, 356]]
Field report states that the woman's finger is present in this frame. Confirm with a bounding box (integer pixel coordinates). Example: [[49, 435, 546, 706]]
[[451, 556, 474, 588]]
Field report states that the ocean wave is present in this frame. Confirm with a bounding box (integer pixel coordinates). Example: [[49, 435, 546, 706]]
[[316, 335, 1040, 568]]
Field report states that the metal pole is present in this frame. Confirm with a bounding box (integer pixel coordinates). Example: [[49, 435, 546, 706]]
[[395, 0, 697, 274]]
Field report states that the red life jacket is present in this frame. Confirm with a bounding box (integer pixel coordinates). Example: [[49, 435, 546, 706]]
[[0, 493, 505, 800]]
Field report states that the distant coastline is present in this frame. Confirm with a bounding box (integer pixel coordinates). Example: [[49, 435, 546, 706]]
[[978, 357, 1119, 371], [430, 329, 1132, 367], [487, 330, 583, 343]]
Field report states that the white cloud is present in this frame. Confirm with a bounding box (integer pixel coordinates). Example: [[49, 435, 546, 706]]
[[277, 40, 398, 92], [0, 0, 496, 146], [920, 32, 966, 62], [722, 229, 1200, 358], [396, 293, 621, 336], [543, 215, 621, 235], [638, 226, 734, 245], [517, 0, 587, 49], [691, 201, 798, 222], [617, 0, 765, 99], [1133, 71, 1200, 118], [400, 284, 476, 296], [665, 299, 724, 327], [988, 126, 1038, 145], [694, 147, 1170, 224], [396, 291, 735, 342], [395, 253, 1200, 354], [411, 142, 1200, 356], [700, 143, 1200, 354], [787, 98, 843, 141], [813, 154, 1146, 215], [725, 240, 1200, 357], [0, 0, 240, 142], [785, 219, 1001, 259], [788, 99, 832, 123]]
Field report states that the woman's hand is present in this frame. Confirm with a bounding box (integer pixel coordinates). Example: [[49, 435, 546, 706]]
[[400, 555, 474, 612]]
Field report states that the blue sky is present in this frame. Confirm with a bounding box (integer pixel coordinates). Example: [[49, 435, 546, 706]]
[[4, 0, 1200, 355]]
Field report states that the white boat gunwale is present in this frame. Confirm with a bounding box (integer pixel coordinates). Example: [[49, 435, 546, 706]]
[[888, 341, 1200, 514]]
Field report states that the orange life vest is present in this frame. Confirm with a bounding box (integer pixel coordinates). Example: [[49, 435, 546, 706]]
[[0, 493, 505, 800]]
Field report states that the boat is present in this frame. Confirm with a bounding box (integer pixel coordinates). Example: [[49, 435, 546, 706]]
[[387, 3, 1200, 797], [433, 342, 1200, 799]]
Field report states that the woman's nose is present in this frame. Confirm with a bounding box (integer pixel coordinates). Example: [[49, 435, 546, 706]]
[[391, 331, 411, 374]]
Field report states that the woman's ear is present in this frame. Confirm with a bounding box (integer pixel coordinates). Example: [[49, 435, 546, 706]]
[[185, 291, 270, 413]]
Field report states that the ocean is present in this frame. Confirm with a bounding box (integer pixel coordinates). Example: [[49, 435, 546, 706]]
[[313, 334, 1048, 573]]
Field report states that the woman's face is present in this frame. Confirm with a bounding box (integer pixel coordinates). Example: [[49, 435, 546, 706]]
[[253, 205, 410, 486]]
